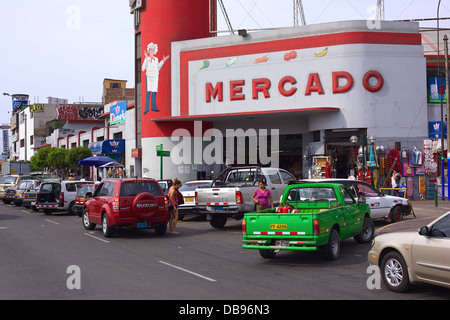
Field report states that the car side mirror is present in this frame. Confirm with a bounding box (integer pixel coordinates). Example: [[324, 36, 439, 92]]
[[419, 226, 429, 236], [85, 192, 93, 198]]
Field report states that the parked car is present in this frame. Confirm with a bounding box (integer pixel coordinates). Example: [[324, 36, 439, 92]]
[[1, 175, 26, 203], [73, 183, 95, 217], [368, 211, 450, 292], [82, 178, 169, 238], [3, 185, 17, 204], [1, 172, 59, 203], [301, 178, 412, 223], [178, 180, 213, 219], [158, 179, 173, 196], [36, 180, 90, 215], [14, 179, 42, 207]]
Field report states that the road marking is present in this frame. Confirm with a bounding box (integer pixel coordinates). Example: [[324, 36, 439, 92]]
[[84, 233, 110, 243], [0, 227, 8, 230], [158, 260, 217, 282], [44, 219, 59, 225], [21, 210, 31, 215]]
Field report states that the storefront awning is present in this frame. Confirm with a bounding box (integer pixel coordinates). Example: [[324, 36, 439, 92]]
[[88, 139, 125, 155]]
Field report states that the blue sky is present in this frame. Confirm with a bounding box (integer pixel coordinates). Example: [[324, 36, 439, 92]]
[[1, 0, 449, 125]]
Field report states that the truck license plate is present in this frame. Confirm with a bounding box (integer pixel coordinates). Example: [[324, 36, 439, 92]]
[[270, 224, 287, 230]]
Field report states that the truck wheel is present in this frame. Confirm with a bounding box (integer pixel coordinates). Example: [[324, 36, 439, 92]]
[[102, 214, 114, 238], [323, 228, 340, 260], [82, 209, 96, 230], [259, 249, 277, 259], [354, 216, 374, 243], [380, 251, 411, 292], [210, 215, 227, 228]]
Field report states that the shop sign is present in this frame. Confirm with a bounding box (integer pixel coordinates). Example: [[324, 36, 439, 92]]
[[131, 148, 142, 158], [110, 101, 126, 125], [429, 121, 447, 139], [185, 45, 388, 117], [428, 77, 446, 103], [205, 70, 383, 103], [29, 104, 44, 112]]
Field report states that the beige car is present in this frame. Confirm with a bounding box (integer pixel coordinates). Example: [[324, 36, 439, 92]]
[[368, 212, 450, 292]]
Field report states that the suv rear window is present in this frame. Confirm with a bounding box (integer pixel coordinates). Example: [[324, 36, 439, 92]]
[[120, 181, 164, 197]]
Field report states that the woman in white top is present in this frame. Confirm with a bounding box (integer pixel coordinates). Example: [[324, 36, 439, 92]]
[[141, 43, 169, 113]]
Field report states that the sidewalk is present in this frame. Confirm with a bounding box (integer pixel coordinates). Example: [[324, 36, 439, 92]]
[[375, 200, 450, 235]]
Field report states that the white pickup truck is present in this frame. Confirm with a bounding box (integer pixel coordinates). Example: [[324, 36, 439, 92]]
[[195, 166, 295, 228]]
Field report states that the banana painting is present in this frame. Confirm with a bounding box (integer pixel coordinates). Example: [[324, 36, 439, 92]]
[[314, 47, 328, 58]]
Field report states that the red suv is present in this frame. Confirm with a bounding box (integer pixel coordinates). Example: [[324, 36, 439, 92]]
[[82, 178, 169, 237]]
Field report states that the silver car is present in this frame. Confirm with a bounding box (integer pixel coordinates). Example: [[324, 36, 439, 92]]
[[368, 212, 450, 292]]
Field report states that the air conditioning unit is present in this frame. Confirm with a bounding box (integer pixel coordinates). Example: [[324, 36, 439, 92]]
[[129, 0, 143, 13]]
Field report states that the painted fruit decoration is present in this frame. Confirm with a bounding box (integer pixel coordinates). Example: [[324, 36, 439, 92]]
[[199, 60, 210, 70], [283, 51, 298, 61], [254, 55, 269, 63]]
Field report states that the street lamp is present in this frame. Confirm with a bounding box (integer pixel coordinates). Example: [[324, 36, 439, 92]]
[[350, 134, 367, 180]]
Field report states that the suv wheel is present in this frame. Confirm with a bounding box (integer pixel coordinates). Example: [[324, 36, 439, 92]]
[[154, 224, 167, 235], [82, 209, 96, 230], [102, 214, 114, 238]]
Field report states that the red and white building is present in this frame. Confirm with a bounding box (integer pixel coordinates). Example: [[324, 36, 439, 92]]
[[132, 1, 427, 182]]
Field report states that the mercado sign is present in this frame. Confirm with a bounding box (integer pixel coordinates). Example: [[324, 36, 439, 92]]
[[172, 27, 422, 118]]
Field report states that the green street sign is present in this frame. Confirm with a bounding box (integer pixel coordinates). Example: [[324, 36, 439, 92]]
[[157, 150, 170, 157], [156, 144, 163, 152]]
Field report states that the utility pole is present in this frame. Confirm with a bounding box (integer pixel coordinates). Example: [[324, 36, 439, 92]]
[[444, 34, 450, 199]]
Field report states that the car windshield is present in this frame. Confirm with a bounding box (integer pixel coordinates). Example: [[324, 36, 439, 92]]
[[77, 185, 94, 196], [286, 187, 337, 202], [0, 176, 17, 184], [355, 183, 379, 197], [120, 181, 164, 197], [179, 182, 212, 192]]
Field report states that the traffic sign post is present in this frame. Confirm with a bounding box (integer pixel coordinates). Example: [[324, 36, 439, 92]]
[[156, 144, 170, 180]]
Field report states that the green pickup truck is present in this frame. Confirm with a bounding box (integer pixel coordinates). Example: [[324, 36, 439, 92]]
[[242, 182, 374, 260]]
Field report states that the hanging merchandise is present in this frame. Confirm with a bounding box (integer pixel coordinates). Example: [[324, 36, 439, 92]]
[[388, 148, 402, 174], [367, 145, 378, 167], [409, 146, 423, 167]]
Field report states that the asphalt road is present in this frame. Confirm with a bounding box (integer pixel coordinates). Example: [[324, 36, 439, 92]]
[[0, 200, 449, 303]]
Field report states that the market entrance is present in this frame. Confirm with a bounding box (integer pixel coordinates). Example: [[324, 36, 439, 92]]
[[325, 129, 367, 178]]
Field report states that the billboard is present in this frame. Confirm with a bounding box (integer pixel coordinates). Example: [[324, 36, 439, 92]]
[[109, 101, 127, 125]]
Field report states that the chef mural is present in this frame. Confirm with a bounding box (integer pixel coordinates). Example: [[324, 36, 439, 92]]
[[142, 42, 169, 113]]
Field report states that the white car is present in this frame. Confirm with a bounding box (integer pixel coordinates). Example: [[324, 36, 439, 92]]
[[368, 212, 450, 292], [36, 180, 91, 215], [178, 180, 213, 219], [302, 179, 412, 222]]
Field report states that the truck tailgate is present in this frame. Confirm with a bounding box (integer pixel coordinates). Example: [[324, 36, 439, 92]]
[[244, 212, 314, 238], [197, 187, 237, 205]]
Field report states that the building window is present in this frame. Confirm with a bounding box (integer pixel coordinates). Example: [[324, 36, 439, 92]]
[[30, 135, 33, 145], [113, 132, 123, 140], [20, 139, 24, 148]]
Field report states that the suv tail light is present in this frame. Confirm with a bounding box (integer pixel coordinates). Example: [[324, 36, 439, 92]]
[[59, 192, 64, 207], [112, 197, 119, 213], [195, 191, 198, 205], [236, 191, 243, 204]]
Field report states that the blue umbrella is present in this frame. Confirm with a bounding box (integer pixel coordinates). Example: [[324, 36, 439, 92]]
[[77, 156, 121, 168]]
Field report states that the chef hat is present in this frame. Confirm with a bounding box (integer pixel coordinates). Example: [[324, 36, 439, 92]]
[[147, 42, 158, 54]]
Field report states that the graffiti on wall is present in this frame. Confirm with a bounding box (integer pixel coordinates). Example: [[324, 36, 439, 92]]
[[56, 105, 104, 121]]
